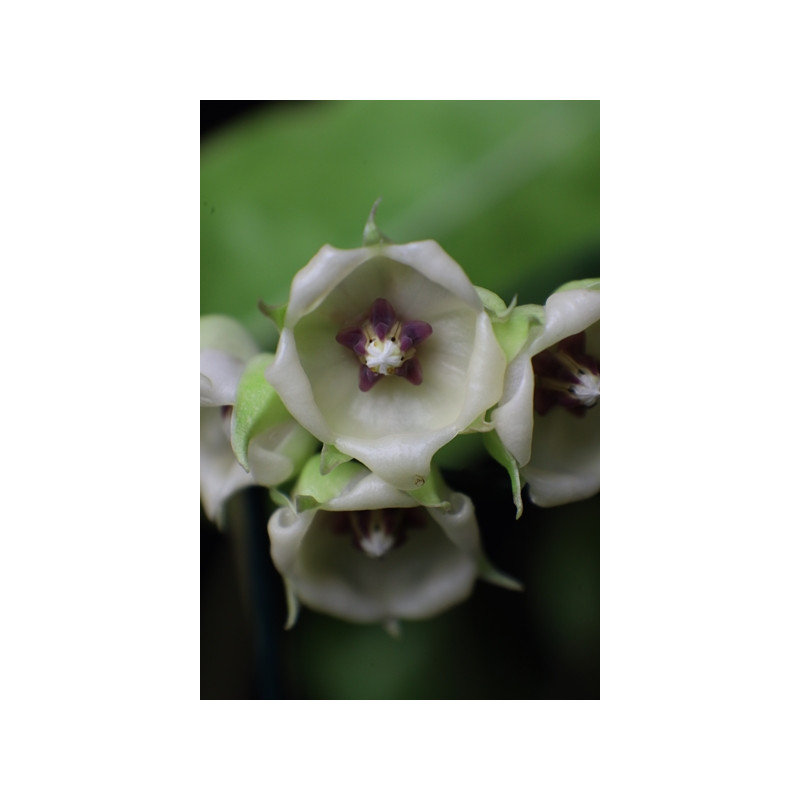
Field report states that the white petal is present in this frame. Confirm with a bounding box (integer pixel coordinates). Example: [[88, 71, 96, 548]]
[[334, 427, 461, 491], [427, 491, 482, 556], [267, 503, 477, 623], [200, 349, 246, 407], [521, 402, 600, 507], [491, 352, 534, 467], [456, 311, 507, 433], [382, 241, 483, 310], [528, 289, 600, 357], [284, 245, 373, 326], [264, 330, 334, 443], [269, 243, 506, 489], [200, 407, 253, 524], [323, 470, 418, 511], [284, 241, 483, 329]]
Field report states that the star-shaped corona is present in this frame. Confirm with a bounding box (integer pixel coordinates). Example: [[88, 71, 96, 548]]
[[336, 298, 433, 391]]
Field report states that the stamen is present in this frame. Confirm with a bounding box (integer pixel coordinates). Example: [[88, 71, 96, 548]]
[[336, 298, 432, 391], [329, 508, 427, 558], [532, 331, 599, 417], [348, 509, 406, 558]]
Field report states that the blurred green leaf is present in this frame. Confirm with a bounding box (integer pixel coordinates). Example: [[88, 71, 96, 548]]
[[201, 101, 599, 341]]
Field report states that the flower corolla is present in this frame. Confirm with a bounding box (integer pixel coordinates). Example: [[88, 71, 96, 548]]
[[264, 232, 507, 490], [491, 281, 599, 508], [268, 456, 520, 627]]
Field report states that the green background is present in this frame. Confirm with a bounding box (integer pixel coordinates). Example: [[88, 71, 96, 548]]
[[201, 100, 599, 699]]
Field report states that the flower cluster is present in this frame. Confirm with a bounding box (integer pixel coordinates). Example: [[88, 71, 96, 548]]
[[201, 205, 599, 629]]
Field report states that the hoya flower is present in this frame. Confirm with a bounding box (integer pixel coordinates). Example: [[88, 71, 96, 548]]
[[490, 280, 599, 509], [268, 456, 520, 628], [264, 209, 507, 491], [200, 315, 318, 526]]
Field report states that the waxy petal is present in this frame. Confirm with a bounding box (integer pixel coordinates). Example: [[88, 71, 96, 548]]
[[492, 284, 600, 508], [200, 405, 254, 525], [265, 239, 507, 490], [200, 350, 246, 407], [200, 320, 321, 526], [267, 462, 516, 625], [521, 385, 599, 507]]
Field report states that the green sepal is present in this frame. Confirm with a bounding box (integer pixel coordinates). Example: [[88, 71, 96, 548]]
[[484, 429, 524, 520], [477, 554, 524, 591], [408, 466, 452, 510], [294, 494, 320, 513], [257, 298, 287, 330], [269, 488, 293, 509], [284, 581, 300, 630], [231, 353, 289, 471], [320, 442, 353, 474], [463, 411, 494, 434], [293, 455, 365, 506], [475, 287, 545, 362], [475, 287, 518, 321], [554, 277, 600, 293], [362, 198, 393, 247]]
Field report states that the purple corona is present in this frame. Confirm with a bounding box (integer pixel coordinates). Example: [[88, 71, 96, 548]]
[[532, 331, 600, 417], [336, 298, 433, 392]]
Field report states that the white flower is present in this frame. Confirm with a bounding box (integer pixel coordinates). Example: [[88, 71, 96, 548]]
[[264, 234, 507, 491], [200, 315, 318, 526], [492, 281, 599, 508], [268, 457, 520, 627]]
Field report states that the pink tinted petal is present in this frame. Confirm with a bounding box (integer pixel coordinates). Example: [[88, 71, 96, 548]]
[[359, 365, 383, 392], [370, 298, 396, 340], [336, 327, 367, 355], [396, 357, 423, 385], [399, 320, 432, 351]]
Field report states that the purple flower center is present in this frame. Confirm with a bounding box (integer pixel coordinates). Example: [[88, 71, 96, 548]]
[[331, 508, 427, 558], [335, 298, 433, 392], [532, 331, 600, 417]]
